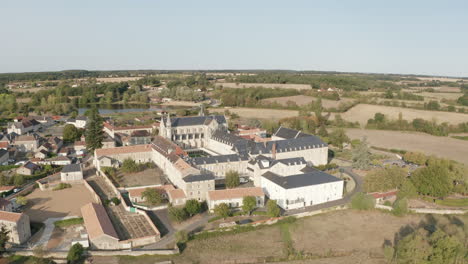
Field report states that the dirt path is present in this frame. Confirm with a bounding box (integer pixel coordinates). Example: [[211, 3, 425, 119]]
[[346, 128, 468, 165]]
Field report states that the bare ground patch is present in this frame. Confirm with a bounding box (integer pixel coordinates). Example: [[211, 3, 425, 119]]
[[291, 210, 425, 255], [119, 167, 165, 187], [345, 128, 468, 165], [24, 184, 96, 222]]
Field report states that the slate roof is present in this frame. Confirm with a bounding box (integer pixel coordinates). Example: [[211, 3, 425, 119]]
[[262, 169, 342, 189], [62, 163, 82, 173], [251, 155, 307, 169], [183, 173, 215, 183], [162, 115, 226, 127], [234, 136, 326, 156], [191, 154, 249, 166], [273, 126, 315, 139], [211, 130, 248, 146], [0, 149, 8, 158]]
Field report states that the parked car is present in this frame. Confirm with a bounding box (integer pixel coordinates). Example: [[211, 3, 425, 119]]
[[15, 161, 26, 166]]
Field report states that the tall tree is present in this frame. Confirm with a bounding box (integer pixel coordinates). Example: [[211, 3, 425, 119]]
[[85, 106, 104, 152], [242, 196, 257, 215], [225, 171, 240, 189], [351, 137, 371, 170], [329, 128, 350, 150]]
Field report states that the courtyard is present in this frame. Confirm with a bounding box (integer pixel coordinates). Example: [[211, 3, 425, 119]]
[[23, 184, 96, 222]]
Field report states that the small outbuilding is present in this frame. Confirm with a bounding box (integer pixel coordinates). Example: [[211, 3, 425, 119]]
[[60, 163, 83, 182]]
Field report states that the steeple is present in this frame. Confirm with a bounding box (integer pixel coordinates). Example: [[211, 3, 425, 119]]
[[199, 104, 205, 116], [166, 113, 172, 127]]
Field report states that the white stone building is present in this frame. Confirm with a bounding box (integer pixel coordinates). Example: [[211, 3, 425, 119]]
[[207, 187, 264, 210], [60, 163, 83, 182], [261, 168, 344, 210]]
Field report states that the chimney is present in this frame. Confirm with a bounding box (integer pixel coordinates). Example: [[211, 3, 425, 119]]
[[272, 142, 277, 160]]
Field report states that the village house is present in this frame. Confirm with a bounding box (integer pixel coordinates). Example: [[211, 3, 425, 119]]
[[66, 116, 87, 129], [207, 187, 265, 210], [34, 149, 48, 159], [14, 135, 39, 152], [60, 164, 83, 182], [0, 211, 31, 244], [16, 161, 40, 176], [7, 118, 41, 135]]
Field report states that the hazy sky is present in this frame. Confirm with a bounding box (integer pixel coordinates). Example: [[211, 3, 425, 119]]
[[1, 0, 468, 76]]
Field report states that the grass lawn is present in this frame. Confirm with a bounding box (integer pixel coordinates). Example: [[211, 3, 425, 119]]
[[451, 135, 468, 141]]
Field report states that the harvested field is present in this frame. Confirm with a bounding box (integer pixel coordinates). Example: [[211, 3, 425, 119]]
[[291, 210, 425, 255], [175, 226, 284, 264], [340, 104, 468, 125], [261, 95, 355, 108], [24, 184, 96, 222], [216, 82, 312, 90], [345, 128, 468, 165], [218, 107, 299, 120], [418, 92, 464, 101]]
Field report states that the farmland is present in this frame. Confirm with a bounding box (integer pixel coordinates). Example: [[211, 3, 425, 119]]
[[261, 95, 355, 108], [339, 104, 468, 126], [345, 128, 468, 165], [215, 82, 312, 90], [218, 107, 299, 120]]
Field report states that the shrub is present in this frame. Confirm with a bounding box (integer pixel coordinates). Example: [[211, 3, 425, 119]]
[[350, 192, 375, 210], [225, 171, 240, 188], [67, 243, 84, 264], [392, 198, 408, 216], [168, 206, 189, 223], [141, 188, 163, 206], [16, 196, 28, 206], [121, 158, 142, 173], [267, 200, 281, 217], [185, 199, 202, 216], [242, 196, 257, 215], [52, 183, 71, 191], [111, 197, 121, 205], [214, 203, 231, 219]]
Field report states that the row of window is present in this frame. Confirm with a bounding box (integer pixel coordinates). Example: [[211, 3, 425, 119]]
[[174, 133, 205, 140]]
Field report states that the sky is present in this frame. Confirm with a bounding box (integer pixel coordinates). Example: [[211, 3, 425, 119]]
[[1, 0, 468, 76]]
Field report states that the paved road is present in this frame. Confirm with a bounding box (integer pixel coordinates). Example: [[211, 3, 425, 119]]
[[142, 211, 210, 250], [285, 166, 362, 215]]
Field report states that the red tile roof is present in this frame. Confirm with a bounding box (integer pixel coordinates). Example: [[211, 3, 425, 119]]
[[81, 203, 119, 240], [208, 187, 264, 201], [95, 144, 152, 157], [128, 185, 175, 198], [0, 211, 23, 222]]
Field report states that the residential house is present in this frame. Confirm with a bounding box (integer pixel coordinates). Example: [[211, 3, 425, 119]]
[[16, 162, 40, 176], [14, 135, 38, 152], [0, 211, 31, 244], [34, 149, 48, 159]]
